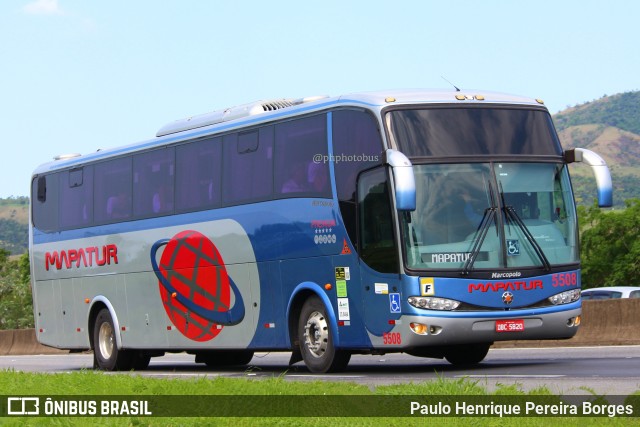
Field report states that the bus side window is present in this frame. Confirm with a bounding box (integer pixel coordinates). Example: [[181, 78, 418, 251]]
[[223, 128, 274, 204], [32, 174, 59, 233], [133, 148, 175, 217], [176, 137, 222, 212], [94, 158, 132, 223], [274, 114, 330, 198], [59, 166, 93, 229], [357, 167, 398, 273]]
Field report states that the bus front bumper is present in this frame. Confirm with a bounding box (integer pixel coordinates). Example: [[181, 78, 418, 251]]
[[368, 307, 581, 349]]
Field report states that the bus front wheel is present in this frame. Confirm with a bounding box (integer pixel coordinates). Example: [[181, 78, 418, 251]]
[[93, 308, 133, 371], [298, 296, 350, 373]]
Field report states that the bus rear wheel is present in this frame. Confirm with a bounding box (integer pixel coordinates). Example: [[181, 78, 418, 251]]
[[298, 296, 350, 373], [93, 308, 133, 371], [444, 343, 491, 366]]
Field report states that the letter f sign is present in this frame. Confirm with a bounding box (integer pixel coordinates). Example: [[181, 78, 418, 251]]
[[420, 278, 435, 296]]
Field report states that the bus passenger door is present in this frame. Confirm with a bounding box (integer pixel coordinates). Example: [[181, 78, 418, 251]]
[[357, 167, 403, 341]]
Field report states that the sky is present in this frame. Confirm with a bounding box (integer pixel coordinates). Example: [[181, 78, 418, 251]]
[[1, 0, 639, 198]]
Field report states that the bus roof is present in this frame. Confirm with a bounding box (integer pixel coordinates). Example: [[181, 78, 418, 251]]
[[33, 89, 546, 176]]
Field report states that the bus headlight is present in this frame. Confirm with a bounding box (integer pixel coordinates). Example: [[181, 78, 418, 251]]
[[408, 296, 461, 311], [548, 289, 581, 305]]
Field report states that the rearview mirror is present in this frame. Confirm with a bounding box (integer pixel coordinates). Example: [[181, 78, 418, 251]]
[[384, 149, 416, 211], [564, 148, 613, 207]]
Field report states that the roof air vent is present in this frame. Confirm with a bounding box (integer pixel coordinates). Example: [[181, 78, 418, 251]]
[[54, 153, 81, 161], [261, 99, 297, 111], [155, 96, 328, 137]]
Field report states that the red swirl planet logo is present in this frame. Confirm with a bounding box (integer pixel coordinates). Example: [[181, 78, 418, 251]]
[[150, 230, 245, 341]]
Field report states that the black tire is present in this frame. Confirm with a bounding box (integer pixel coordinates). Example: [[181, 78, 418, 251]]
[[93, 308, 133, 371], [298, 296, 350, 373], [444, 343, 491, 366], [196, 350, 254, 367]]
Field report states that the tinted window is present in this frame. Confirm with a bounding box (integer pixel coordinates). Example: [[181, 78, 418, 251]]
[[133, 148, 175, 217], [223, 128, 273, 204], [630, 291, 640, 299], [33, 114, 341, 232], [59, 167, 93, 229], [332, 110, 383, 247], [389, 108, 562, 157], [582, 291, 622, 300], [176, 137, 222, 211], [358, 167, 398, 273], [94, 157, 132, 223], [32, 174, 59, 232], [274, 115, 330, 198]]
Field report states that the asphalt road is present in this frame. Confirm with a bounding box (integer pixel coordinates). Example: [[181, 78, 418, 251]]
[[2, 346, 639, 396]]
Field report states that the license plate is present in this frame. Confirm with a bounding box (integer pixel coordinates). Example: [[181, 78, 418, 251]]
[[496, 319, 525, 332]]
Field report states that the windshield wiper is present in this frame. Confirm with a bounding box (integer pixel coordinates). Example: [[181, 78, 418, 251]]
[[462, 180, 498, 276], [462, 206, 497, 275], [499, 184, 551, 272]]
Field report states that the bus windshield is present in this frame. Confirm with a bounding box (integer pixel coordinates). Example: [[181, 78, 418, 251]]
[[401, 162, 578, 271], [388, 107, 563, 157]]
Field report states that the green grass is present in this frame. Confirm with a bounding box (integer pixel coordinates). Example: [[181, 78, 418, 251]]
[[1, 371, 638, 426]]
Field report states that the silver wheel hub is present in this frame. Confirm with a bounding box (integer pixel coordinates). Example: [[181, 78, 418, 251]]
[[98, 322, 114, 359], [303, 311, 328, 358]]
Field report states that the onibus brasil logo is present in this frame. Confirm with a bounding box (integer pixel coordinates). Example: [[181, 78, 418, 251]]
[[150, 230, 245, 341]]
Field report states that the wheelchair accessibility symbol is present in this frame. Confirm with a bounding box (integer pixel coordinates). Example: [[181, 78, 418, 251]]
[[389, 293, 401, 313], [507, 239, 520, 256]]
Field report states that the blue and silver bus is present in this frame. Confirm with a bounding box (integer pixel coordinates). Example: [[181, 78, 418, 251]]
[[30, 89, 612, 372]]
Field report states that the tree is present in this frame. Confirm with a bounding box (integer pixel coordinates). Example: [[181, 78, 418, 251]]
[[0, 251, 34, 329], [579, 199, 640, 288]]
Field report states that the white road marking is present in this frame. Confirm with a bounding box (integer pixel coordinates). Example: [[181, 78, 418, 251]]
[[461, 374, 565, 378]]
